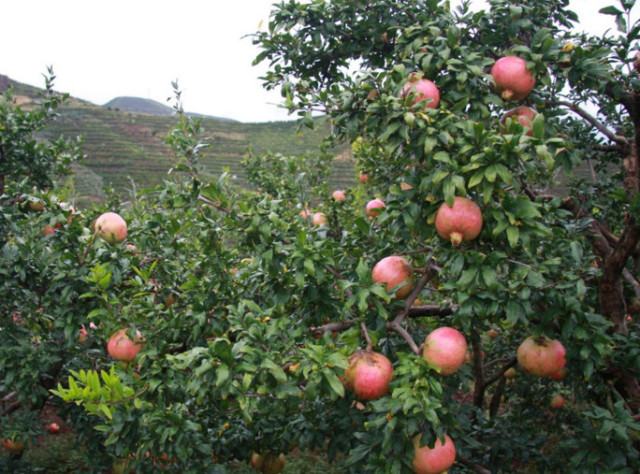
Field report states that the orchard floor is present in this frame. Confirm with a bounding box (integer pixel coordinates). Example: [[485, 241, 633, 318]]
[[0, 431, 345, 473]]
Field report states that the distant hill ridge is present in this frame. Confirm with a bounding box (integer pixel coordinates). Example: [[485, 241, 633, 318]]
[[0, 73, 354, 206], [104, 96, 239, 122]]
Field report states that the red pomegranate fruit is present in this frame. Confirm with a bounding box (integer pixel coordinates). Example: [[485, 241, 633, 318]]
[[401, 76, 440, 109], [491, 56, 536, 101], [332, 190, 346, 202], [517, 335, 566, 377], [366, 198, 386, 218], [372, 255, 414, 300], [95, 212, 127, 245], [500, 106, 538, 136], [412, 433, 456, 474], [359, 172, 369, 183], [107, 328, 143, 362], [434, 197, 483, 246], [550, 394, 564, 409], [344, 350, 393, 400], [422, 327, 467, 375]]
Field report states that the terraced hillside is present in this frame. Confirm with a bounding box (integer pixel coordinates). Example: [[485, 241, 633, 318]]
[[1, 74, 355, 205]]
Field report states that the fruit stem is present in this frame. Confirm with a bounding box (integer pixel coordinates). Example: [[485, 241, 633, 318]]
[[450, 232, 463, 246]]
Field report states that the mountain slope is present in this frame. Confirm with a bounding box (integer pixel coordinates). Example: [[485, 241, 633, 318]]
[[1, 74, 355, 205]]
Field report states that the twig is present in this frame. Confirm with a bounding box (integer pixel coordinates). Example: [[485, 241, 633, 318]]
[[482, 357, 518, 389], [361, 322, 373, 351]]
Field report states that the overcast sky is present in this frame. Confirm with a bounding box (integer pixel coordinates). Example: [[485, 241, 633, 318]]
[[1, 0, 636, 123]]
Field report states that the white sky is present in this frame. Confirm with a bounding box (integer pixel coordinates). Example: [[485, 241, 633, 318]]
[[0, 0, 636, 123]]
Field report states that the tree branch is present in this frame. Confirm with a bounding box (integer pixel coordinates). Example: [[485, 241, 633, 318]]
[[547, 99, 630, 150]]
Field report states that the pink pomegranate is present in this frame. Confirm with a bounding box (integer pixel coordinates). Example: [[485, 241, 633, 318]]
[[359, 172, 369, 183], [400, 76, 440, 109], [332, 190, 346, 202], [372, 256, 414, 300], [299, 208, 311, 219], [412, 433, 456, 474], [500, 106, 538, 136], [311, 212, 327, 226], [107, 328, 143, 362], [517, 336, 566, 377], [344, 350, 393, 400], [95, 212, 127, 245], [366, 198, 386, 218], [491, 56, 535, 101], [422, 327, 467, 375], [434, 197, 483, 246]]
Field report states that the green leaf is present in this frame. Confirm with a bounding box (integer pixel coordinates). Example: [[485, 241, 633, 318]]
[[506, 226, 519, 248], [481, 267, 499, 291], [324, 370, 345, 398], [215, 364, 231, 387], [506, 300, 527, 324]]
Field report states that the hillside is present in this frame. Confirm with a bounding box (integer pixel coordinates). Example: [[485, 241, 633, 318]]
[[0, 74, 355, 206]]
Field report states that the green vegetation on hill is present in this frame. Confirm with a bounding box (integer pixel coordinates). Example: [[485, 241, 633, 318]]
[[0, 74, 354, 205]]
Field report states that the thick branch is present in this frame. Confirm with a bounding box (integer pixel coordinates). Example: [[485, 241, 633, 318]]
[[547, 99, 630, 150]]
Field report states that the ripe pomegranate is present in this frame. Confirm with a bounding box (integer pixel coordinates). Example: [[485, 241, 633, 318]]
[[332, 190, 346, 201], [311, 212, 327, 226], [400, 76, 440, 109], [46, 422, 61, 434], [344, 350, 393, 400], [359, 172, 369, 183], [434, 196, 483, 246], [107, 328, 143, 362], [412, 433, 456, 474], [491, 56, 535, 101], [2, 439, 25, 452], [550, 394, 564, 409], [250, 452, 286, 474], [372, 255, 414, 300], [299, 208, 311, 219], [366, 198, 386, 217], [42, 225, 56, 236], [517, 335, 566, 377], [500, 106, 538, 136], [422, 327, 467, 375], [95, 212, 127, 245]]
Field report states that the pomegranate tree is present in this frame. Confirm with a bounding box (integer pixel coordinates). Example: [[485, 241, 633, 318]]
[[95, 211, 127, 245], [434, 196, 483, 246], [343, 350, 393, 400], [411, 433, 456, 474], [372, 255, 414, 300], [516, 335, 566, 377], [107, 328, 143, 362], [366, 198, 386, 217], [422, 327, 467, 375], [400, 75, 440, 109], [490, 56, 535, 101]]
